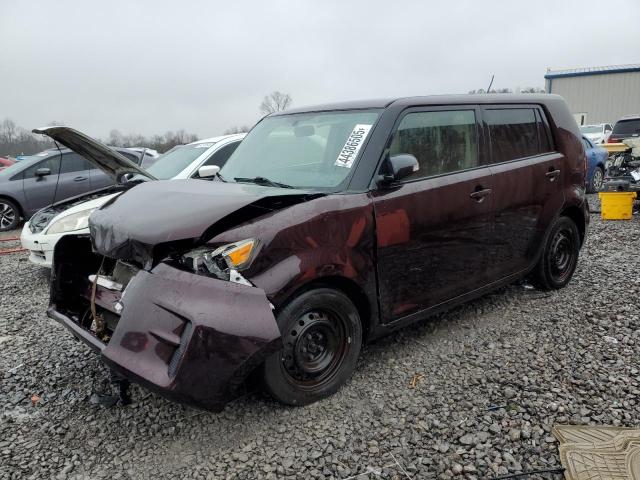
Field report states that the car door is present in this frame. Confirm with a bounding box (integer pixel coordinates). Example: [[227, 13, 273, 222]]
[[21, 154, 62, 214], [53, 153, 92, 202], [482, 105, 563, 280], [372, 106, 495, 323]]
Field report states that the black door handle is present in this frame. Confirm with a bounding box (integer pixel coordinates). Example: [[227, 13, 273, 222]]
[[73, 176, 88, 182], [470, 188, 492, 202], [545, 169, 561, 180]]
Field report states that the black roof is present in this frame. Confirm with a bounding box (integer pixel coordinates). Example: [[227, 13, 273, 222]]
[[272, 94, 561, 115]]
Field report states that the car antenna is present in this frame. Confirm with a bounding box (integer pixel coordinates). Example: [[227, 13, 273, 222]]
[[486, 74, 495, 93]]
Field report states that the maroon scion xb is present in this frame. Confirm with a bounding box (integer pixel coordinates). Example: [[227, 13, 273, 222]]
[[41, 94, 588, 411]]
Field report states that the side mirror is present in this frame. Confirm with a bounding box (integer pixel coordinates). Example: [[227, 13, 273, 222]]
[[380, 154, 419, 185], [35, 167, 51, 177], [198, 165, 220, 178]]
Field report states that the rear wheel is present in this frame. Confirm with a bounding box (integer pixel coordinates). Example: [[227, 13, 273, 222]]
[[0, 199, 20, 232], [530, 216, 580, 290], [261, 288, 362, 406], [587, 167, 604, 193]]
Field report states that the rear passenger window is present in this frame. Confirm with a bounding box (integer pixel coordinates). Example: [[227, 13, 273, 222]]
[[59, 153, 92, 174], [390, 110, 478, 180], [486, 108, 540, 163]]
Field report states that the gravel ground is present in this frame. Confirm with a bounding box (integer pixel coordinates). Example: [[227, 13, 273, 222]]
[[1, 195, 639, 480]]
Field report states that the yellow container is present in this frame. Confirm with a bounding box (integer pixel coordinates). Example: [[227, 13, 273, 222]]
[[598, 191, 637, 220]]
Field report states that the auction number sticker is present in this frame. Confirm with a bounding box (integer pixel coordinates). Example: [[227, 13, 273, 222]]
[[335, 124, 372, 168]]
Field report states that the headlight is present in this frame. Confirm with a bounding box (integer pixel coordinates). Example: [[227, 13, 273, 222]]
[[181, 238, 258, 277], [46, 208, 94, 234]]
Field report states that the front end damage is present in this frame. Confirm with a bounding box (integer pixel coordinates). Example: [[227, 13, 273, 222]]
[[49, 235, 282, 411]]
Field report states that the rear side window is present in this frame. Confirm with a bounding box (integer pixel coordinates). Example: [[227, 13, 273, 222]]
[[613, 119, 640, 136], [390, 110, 478, 180], [60, 153, 92, 174], [485, 108, 541, 163]]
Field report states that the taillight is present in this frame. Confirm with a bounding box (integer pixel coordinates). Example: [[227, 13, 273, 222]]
[[609, 137, 621, 143], [583, 154, 588, 179]]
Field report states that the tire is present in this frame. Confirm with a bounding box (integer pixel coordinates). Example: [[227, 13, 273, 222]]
[[530, 216, 580, 290], [0, 198, 20, 232], [261, 288, 363, 406], [587, 167, 604, 193]]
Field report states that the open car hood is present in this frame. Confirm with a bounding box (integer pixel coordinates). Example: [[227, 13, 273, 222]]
[[32, 126, 156, 183]]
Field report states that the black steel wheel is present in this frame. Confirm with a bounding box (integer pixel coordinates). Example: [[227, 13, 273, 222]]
[[261, 288, 362, 406], [531, 216, 580, 290], [0, 199, 20, 232]]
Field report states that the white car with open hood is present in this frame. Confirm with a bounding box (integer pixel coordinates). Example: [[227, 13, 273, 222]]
[[21, 129, 245, 267]]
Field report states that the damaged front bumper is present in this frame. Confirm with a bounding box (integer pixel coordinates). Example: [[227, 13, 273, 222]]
[[48, 236, 282, 411]]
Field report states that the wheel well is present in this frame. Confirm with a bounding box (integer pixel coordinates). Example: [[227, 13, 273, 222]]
[[0, 195, 23, 219], [282, 276, 373, 341], [561, 206, 585, 245]]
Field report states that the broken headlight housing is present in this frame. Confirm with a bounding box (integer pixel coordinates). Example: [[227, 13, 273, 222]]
[[180, 239, 258, 282]]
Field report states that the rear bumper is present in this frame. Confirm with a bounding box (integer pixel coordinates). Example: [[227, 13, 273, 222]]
[[48, 262, 282, 411]]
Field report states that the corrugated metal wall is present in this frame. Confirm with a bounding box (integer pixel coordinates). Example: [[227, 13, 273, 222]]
[[546, 71, 640, 124]]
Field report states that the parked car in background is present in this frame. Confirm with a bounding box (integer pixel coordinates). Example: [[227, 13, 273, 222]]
[[0, 146, 146, 231], [126, 147, 160, 168], [609, 115, 640, 143], [0, 157, 15, 171], [579, 123, 612, 144], [21, 133, 244, 266], [581, 135, 608, 193], [40, 95, 587, 411]]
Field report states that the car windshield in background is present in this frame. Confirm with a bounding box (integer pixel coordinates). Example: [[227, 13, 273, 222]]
[[579, 125, 601, 134], [613, 119, 640, 136], [145, 142, 216, 179], [220, 110, 381, 190]]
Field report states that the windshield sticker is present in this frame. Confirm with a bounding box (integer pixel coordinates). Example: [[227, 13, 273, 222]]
[[335, 124, 372, 168], [194, 143, 214, 149]]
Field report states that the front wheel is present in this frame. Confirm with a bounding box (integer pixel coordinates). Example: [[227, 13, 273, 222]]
[[0, 199, 20, 232], [260, 288, 362, 406], [530, 216, 580, 290]]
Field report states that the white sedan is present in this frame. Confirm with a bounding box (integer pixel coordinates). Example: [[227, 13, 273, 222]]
[[21, 133, 245, 267]]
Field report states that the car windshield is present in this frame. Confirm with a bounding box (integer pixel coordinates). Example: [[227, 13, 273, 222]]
[[220, 110, 381, 190], [613, 119, 640, 135], [579, 125, 601, 134], [145, 142, 216, 179]]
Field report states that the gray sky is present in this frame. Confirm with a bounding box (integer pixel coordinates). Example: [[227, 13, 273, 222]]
[[1, 0, 639, 140]]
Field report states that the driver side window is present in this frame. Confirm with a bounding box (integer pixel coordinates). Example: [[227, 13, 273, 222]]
[[23, 155, 61, 178], [390, 110, 478, 181], [202, 142, 239, 169]]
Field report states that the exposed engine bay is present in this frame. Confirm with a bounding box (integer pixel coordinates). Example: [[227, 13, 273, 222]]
[[604, 138, 640, 192]]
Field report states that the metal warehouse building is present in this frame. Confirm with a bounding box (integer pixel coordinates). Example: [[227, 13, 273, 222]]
[[544, 64, 640, 126]]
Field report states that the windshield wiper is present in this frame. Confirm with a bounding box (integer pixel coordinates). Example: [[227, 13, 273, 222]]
[[234, 176, 294, 189]]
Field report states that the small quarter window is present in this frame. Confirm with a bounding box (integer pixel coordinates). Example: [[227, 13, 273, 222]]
[[390, 110, 478, 180], [486, 108, 539, 163]]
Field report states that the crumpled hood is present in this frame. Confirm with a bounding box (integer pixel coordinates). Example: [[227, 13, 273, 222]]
[[89, 179, 320, 266]]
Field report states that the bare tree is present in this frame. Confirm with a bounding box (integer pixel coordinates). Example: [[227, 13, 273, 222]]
[[520, 87, 545, 93], [260, 91, 292, 115], [224, 125, 251, 135], [0, 119, 17, 144]]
